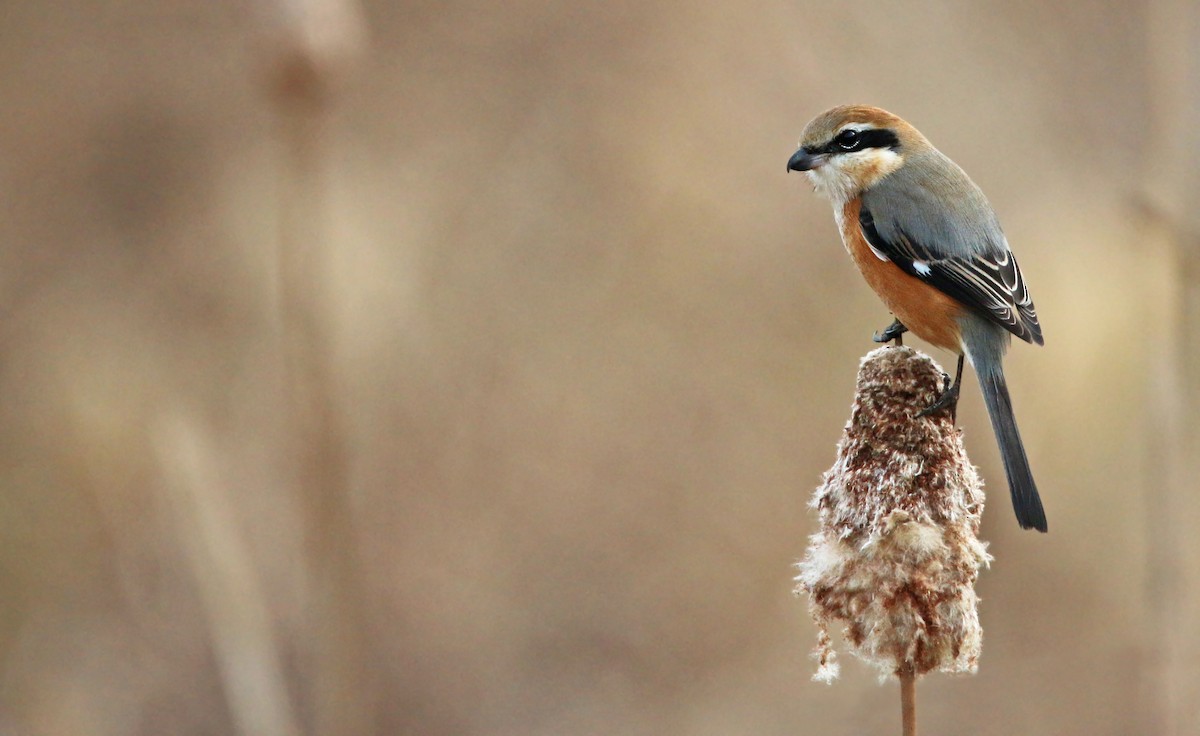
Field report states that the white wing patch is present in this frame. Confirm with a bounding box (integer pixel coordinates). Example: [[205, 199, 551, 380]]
[[912, 260, 932, 276]]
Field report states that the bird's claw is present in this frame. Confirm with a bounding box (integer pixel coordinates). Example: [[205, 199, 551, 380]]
[[918, 371, 960, 421], [873, 319, 908, 345]]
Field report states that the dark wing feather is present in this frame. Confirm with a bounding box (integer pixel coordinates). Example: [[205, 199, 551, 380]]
[[859, 206, 1043, 345]]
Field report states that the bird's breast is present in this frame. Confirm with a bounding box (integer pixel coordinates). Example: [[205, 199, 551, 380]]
[[838, 198, 965, 352]]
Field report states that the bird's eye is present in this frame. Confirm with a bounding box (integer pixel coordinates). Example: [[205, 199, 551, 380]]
[[835, 129, 862, 151]]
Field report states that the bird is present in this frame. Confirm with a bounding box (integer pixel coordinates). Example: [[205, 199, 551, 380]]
[[786, 105, 1047, 532]]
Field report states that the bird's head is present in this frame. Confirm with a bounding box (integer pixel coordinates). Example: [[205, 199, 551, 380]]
[[787, 105, 929, 204]]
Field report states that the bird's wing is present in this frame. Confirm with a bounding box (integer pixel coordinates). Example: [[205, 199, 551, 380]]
[[859, 168, 1042, 345]]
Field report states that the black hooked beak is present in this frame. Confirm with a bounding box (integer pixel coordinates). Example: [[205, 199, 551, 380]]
[[786, 147, 821, 172]]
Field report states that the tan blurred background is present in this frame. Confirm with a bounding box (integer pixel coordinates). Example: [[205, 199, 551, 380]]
[[1, 0, 1199, 734]]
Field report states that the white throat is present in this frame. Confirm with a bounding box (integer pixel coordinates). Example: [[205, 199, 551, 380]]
[[805, 166, 858, 206], [804, 148, 903, 206]]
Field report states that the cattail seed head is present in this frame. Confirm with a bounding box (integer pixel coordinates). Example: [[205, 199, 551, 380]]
[[796, 346, 992, 682]]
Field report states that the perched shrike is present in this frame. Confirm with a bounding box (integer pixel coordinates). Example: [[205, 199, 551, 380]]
[[787, 105, 1047, 532]]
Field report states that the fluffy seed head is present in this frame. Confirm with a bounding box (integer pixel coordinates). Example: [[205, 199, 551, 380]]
[[795, 346, 992, 682]]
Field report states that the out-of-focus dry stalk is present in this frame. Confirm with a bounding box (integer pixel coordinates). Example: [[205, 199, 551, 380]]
[[252, 1, 373, 734], [1143, 1, 1200, 733], [797, 346, 991, 734], [155, 413, 301, 736]]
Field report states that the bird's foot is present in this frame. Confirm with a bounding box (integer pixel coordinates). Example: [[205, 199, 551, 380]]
[[873, 319, 908, 346], [918, 370, 960, 423]]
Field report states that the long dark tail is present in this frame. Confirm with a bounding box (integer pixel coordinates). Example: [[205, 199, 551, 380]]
[[977, 368, 1047, 532]]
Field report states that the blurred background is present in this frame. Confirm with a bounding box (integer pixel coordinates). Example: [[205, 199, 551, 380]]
[[1, 0, 1198, 734]]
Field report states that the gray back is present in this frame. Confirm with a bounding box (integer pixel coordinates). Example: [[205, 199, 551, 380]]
[[861, 148, 1007, 259]]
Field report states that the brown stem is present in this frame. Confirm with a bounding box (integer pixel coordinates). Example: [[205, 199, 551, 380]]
[[900, 664, 917, 736]]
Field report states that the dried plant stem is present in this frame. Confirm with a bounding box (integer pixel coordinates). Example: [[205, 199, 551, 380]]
[[257, 1, 373, 733], [275, 97, 373, 736], [797, 347, 992, 733], [900, 664, 917, 736], [1144, 2, 1200, 731]]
